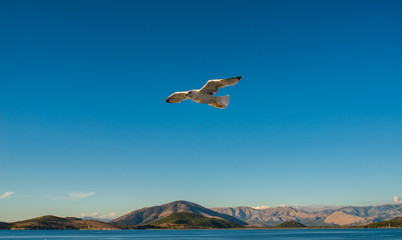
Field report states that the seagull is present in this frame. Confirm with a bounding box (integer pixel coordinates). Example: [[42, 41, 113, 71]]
[[165, 76, 242, 109]]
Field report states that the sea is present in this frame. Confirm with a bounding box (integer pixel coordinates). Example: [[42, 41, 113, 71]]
[[0, 229, 401, 240]]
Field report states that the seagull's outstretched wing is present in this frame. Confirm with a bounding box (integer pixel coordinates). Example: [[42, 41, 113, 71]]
[[165, 91, 188, 103], [199, 76, 242, 95]]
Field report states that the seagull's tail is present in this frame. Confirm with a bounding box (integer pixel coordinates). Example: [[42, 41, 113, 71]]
[[212, 95, 230, 109]]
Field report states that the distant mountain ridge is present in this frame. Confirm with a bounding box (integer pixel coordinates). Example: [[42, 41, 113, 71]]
[[213, 204, 402, 226], [111, 200, 247, 226], [212, 206, 328, 226]]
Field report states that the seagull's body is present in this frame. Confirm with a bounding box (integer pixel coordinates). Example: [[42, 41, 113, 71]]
[[165, 76, 242, 109]]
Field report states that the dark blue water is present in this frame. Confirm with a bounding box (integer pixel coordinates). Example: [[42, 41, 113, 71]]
[[0, 229, 401, 240]]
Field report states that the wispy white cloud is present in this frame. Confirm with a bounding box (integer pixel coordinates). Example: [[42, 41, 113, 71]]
[[394, 196, 402, 203], [68, 192, 96, 199], [80, 212, 118, 220], [54, 191, 96, 201], [252, 205, 271, 210], [0, 191, 14, 199], [252, 204, 289, 209]]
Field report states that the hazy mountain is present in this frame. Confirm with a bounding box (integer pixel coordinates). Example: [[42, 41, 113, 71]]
[[11, 215, 120, 230], [212, 206, 328, 226], [295, 205, 340, 213], [336, 204, 402, 220], [111, 200, 247, 226], [322, 204, 402, 225], [213, 204, 402, 226], [210, 206, 272, 226], [140, 212, 243, 229]]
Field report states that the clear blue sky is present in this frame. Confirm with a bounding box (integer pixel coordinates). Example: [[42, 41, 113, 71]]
[[1, 0, 402, 222]]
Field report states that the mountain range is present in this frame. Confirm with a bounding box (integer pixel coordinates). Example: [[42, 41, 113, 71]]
[[212, 203, 402, 226], [111, 200, 402, 227], [2, 201, 402, 228]]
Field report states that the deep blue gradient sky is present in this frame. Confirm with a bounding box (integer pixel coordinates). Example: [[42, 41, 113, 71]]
[[1, 0, 402, 221]]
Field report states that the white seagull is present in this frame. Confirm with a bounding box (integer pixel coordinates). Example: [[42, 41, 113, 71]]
[[165, 76, 242, 109]]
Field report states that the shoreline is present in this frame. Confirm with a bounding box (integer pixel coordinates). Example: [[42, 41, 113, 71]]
[[3, 227, 402, 230]]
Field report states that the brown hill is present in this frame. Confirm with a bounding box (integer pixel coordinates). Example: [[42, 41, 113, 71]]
[[111, 200, 247, 226], [324, 211, 368, 225], [11, 215, 120, 230]]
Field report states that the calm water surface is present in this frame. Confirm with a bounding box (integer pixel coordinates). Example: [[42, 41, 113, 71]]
[[0, 229, 401, 240]]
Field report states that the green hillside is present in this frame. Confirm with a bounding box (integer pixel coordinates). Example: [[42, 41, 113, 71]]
[[364, 217, 402, 228], [276, 220, 306, 228], [141, 212, 243, 229], [0, 221, 10, 229]]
